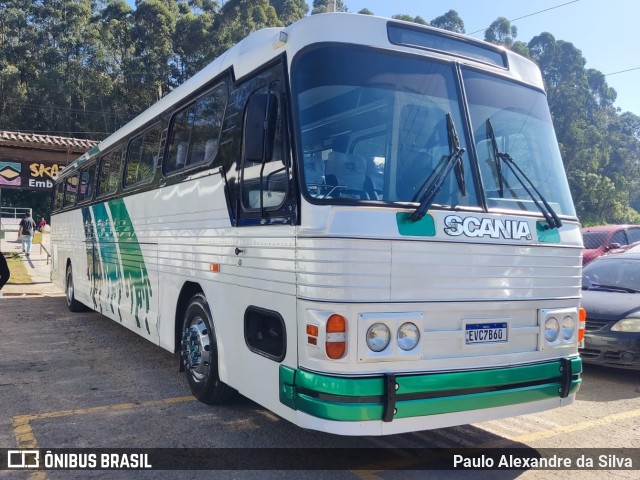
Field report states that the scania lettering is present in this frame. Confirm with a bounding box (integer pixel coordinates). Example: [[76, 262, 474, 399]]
[[51, 13, 583, 436], [444, 215, 532, 240]]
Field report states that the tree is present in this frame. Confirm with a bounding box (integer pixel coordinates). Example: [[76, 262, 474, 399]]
[[208, 0, 280, 60], [93, 0, 136, 130], [391, 14, 428, 25], [171, 2, 218, 84], [510, 41, 530, 59], [127, 0, 179, 111], [527, 32, 640, 224], [430, 9, 464, 33], [0, 0, 32, 130], [311, 0, 347, 14], [271, 0, 308, 25], [484, 17, 517, 47]]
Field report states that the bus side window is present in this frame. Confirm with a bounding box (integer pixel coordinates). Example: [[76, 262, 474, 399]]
[[64, 173, 79, 207], [125, 125, 161, 187], [97, 150, 123, 197], [78, 163, 96, 203], [166, 84, 227, 174], [54, 181, 65, 210], [240, 82, 288, 212]]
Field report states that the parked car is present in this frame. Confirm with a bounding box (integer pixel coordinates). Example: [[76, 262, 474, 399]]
[[579, 252, 640, 370], [582, 225, 640, 265]]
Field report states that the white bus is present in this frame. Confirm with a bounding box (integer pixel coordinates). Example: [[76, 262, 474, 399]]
[[51, 13, 584, 436]]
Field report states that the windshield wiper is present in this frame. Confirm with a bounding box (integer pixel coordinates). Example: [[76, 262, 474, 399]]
[[486, 119, 562, 230], [411, 113, 466, 222]]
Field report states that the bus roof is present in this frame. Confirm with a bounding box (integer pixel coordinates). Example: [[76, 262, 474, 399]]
[[62, 13, 543, 177]]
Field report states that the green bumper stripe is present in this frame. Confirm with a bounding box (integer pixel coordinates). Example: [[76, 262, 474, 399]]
[[294, 369, 383, 397], [397, 360, 574, 394], [394, 380, 580, 419], [297, 394, 384, 421], [280, 357, 582, 422]]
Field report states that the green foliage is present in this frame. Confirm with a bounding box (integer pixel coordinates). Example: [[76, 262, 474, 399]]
[[271, 0, 309, 25], [311, 0, 347, 14], [515, 30, 640, 225], [0, 2, 638, 227], [484, 17, 517, 47], [430, 9, 465, 33]]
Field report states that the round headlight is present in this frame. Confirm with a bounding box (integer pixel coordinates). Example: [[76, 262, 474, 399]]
[[562, 315, 575, 340], [545, 317, 560, 342], [366, 323, 390, 352], [397, 322, 420, 351]]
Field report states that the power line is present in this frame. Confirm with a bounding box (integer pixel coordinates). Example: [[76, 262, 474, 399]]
[[604, 67, 640, 76], [469, 0, 581, 35]]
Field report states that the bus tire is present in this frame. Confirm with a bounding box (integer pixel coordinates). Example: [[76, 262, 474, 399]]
[[65, 264, 85, 312], [181, 293, 234, 404]]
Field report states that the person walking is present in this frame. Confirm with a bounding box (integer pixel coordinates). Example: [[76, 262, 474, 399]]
[[0, 251, 10, 297], [19, 212, 37, 256]]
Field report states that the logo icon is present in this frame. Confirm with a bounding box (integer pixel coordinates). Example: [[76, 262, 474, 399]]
[[7, 450, 40, 468]]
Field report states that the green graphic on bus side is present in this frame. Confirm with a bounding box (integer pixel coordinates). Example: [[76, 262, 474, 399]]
[[92, 202, 123, 320], [84, 199, 152, 333], [108, 198, 152, 334]]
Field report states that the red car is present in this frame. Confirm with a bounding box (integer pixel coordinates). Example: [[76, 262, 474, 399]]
[[582, 225, 640, 265]]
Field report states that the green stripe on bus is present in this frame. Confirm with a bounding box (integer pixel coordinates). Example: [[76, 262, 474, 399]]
[[396, 212, 436, 236], [294, 369, 383, 397], [108, 198, 153, 334], [396, 361, 566, 394], [92, 202, 123, 318], [536, 221, 561, 243], [296, 394, 384, 421], [280, 357, 581, 422], [394, 381, 579, 419], [295, 382, 574, 421]]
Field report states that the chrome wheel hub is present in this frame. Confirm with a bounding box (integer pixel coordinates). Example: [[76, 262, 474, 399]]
[[181, 316, 211, 382]]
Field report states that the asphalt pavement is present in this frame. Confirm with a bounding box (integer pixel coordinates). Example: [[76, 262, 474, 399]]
[[1, 227, 63, 297]]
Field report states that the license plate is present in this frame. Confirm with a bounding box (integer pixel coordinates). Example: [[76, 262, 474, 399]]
[[465, 322, 508, 345]]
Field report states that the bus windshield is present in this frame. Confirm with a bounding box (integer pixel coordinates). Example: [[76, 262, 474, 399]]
[[293, 45, 477, 208], [464, 69, 576, 217], [293, 45, 575, 218]]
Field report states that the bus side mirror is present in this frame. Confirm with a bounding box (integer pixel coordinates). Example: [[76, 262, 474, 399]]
[[244, 93, 277, 163]]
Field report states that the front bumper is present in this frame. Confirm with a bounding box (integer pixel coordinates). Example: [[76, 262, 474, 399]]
[[580, 332, 640, 370], [279, 357, 582, 422]]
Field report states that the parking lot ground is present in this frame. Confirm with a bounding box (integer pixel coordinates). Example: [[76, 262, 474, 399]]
[[1, 294, 639, 480]]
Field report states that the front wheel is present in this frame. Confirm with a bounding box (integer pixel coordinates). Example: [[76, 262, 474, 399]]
[[65, 264, 85, 312], [181, 293, 234, 404]]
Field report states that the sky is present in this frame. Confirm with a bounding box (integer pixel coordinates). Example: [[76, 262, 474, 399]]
[[339, 0, 640, 115], [123, 0, 639, 115]]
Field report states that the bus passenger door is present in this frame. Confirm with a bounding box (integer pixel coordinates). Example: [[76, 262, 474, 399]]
[[223, 67, 299, 416]]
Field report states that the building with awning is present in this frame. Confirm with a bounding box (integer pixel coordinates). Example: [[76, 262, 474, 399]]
[[0, 130, 98, 191]]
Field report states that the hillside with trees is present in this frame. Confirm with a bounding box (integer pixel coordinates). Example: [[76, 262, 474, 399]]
[[1, 0, 638, 225]]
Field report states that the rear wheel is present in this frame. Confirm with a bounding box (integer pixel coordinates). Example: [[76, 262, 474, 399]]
[[65, 264, 85, 312], [181, 293, 234, 404]]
